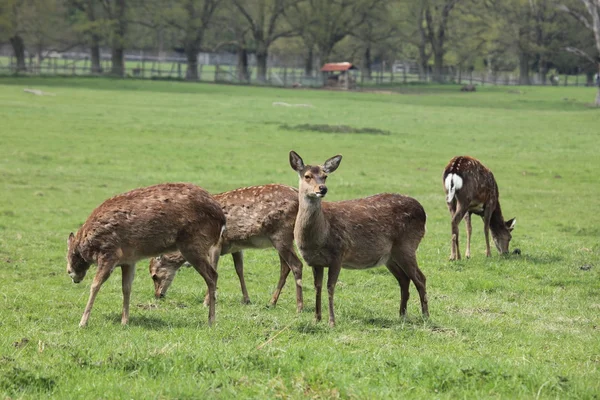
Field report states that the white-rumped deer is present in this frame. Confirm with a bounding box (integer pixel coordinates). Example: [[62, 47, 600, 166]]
[[443, 156, 516, 260], [149, 184, 304, 311], [289, 151, 429, 327], [66, 183, 226, 327]]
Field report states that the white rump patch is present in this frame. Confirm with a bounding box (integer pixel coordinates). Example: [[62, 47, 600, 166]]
[[444, 173, 463, 203]]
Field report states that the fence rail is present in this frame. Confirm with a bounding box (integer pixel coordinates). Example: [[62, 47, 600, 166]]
[[0, 54, 595, 88]]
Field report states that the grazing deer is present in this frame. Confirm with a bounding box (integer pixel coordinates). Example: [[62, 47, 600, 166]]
[[289, 151, 429, 327], [149, 184, 304, 311], [443, 156, 516, 260], [66, 183, 226, 327]]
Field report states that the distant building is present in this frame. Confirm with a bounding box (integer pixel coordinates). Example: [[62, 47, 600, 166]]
[[321, 62, 359, 90]]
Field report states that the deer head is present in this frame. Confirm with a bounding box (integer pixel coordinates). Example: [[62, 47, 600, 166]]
[[492, 218, 516, 254], [149, 255, 180, 298], [66, 232, 90, 283], [289, 151, 342, 200]]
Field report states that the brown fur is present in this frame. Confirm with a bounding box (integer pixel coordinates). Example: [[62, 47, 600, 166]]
[[66, 183, 226, 327], [443, 156, 516, 260], [289, 151, 429, 327], [149, 184, 304, 311]]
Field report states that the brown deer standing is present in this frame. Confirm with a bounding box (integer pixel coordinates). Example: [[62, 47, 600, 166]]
[[66, 183, 226, 327], [289, 151, 429, 327], [149, 184, 304, 311], [443, 156, 516, 260]]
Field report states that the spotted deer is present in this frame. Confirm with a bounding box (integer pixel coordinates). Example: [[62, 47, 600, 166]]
[[289, 151, 429, 327], [66, 183, 226, 327], [149, 184, 304, 311], [443, 156, 516, 260]]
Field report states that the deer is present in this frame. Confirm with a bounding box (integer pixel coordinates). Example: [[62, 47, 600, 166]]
[[443, 156, 516, 261], [289, 151, 429, 327], [66, 183, 226, 327], [149, 184, 304, 312]]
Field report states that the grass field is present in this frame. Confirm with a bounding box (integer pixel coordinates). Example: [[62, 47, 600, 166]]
[[0, 77, 599, 398]]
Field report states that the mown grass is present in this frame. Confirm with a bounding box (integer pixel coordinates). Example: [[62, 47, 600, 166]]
[[0, 77, 599, 399]]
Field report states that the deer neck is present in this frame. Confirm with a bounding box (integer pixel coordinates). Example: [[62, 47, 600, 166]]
[[489, 202, 506, 234], [295, 195, 329, 247]]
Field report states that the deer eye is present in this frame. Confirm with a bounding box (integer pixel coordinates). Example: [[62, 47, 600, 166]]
[[304, 175, 311, 181], [322, 176, 327, 181]]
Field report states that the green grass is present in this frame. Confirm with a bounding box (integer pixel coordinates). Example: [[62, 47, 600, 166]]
[[0, 77, 599, 399]]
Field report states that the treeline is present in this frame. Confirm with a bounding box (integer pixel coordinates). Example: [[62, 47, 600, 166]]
[[1, 0, 599, 84]]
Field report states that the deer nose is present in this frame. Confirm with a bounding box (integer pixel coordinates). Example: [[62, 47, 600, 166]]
[[319, 185, 328, 195]]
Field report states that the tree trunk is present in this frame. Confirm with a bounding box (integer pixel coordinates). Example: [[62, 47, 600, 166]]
[[304, 46, 313, 77], [596, 63, 600, 106], [91, 42, 102, 74], [363, 46, 372, 80], [109, 0, 127, 77], [111, 47, 125, 76], [539, 59, 547, 85], [87, 0, 102, 74], [185, 47, 198, 81], [518, 52, 530, 85], [433, 50, 444, 83], [256, 51, 268, 83], [9, 35, 27, 72], [237, 47, 249, 82]]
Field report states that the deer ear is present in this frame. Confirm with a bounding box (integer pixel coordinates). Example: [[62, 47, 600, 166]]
[[68, 232, 74, 245], [323, 155, 342, 174], [506, 218, 516, 231], [289, 151, 305, 172]]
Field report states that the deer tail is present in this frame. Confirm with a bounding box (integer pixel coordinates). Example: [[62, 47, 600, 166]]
[[444, 173, 463, 203]]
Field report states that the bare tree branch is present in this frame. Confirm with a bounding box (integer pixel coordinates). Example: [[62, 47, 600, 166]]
[[558, 4, 592, 30], [565, 46, 597, 63]]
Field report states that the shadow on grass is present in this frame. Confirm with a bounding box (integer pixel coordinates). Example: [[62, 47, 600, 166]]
[[110, 314, 203, 330], [519, 253, 563, 264]]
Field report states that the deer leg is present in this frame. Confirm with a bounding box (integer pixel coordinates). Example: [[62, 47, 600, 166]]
[[464, 212, 473, 259], [483, 207, 493, 257], [393, 248, 429, 318], [312, 266, 324, 323], [79, 255, 117, 327], [203, 248, 221, 307], [120, 263, 136, 325], [450, 203, 468, 261], [269, 254, 292, 307], [230, 251, 250, 304], [385, 262, 411, 317], [326, 264, 342, 327], [271, 240, 304, 312], [179, 247, 218, 327]]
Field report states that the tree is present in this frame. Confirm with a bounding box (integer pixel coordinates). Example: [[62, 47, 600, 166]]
[[18, 0, 75, 70], [101, 0, 128, 76], [560, 0, 600, 104], [350, 0, 397, 80], [291, 0, 383, 67], [163, 0, 222, 81], [1, 0, 27, 71], [423, 0, 463, 83], [69, 0, 108, 74], [230, 0, 297, 82]]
